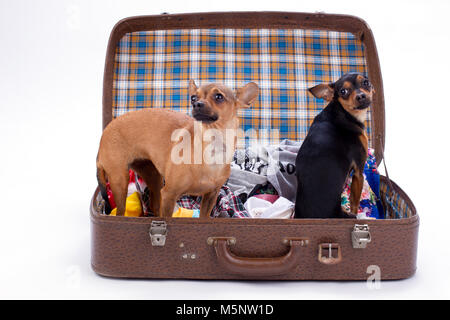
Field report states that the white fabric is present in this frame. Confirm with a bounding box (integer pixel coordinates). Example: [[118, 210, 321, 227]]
[[244, 196, 294, 219]]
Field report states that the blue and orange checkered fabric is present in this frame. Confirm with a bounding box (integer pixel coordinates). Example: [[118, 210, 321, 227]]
[[113, 28, 371, 147], [380, 181, 413, 219]]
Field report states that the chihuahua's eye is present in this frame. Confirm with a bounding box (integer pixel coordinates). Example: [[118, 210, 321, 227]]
[[363, 80, 371, 88], [191, 95, 198, 103], [340, 88, 349, 96], [215, 93, 224, 102]]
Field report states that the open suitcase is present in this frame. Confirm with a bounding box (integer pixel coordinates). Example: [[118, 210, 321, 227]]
[[90, 12, 419, 280]]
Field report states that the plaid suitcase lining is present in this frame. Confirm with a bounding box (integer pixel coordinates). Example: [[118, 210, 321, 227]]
[[380, 181, 412, 219], [112, 28, 372, 147]]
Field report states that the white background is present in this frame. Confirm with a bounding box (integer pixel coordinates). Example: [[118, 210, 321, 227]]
[[0, 0, 449, 300]]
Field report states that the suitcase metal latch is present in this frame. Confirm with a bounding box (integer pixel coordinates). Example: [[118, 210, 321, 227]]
[[352, 224, 371, 248], [149, 221, 167, 246]]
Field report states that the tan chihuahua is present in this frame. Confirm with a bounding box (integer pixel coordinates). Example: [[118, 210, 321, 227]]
[[97, 80, 259, 218]]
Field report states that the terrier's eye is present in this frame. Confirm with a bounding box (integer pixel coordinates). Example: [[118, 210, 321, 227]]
[[340, 88, 349, 96], [363, 80, 371, 88], [191, 95, 198, 103], [215, 93, 224, 102]]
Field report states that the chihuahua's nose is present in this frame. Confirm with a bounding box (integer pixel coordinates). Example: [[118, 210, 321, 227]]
[[193, 101, 205, 109], [356, 92, 367, 104]]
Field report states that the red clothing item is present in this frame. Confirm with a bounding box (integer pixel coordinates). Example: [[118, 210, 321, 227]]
[[105, 170, 136, 210]]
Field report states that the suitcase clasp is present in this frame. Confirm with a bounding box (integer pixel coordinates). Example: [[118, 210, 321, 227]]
[[352, 224, 371, 248], [149, 221, 167, 246]]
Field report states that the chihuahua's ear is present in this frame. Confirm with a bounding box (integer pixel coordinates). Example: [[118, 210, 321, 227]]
[[308, 83, 334, 102], [189, 79, 198, 96], [236, 82, 259, 108]]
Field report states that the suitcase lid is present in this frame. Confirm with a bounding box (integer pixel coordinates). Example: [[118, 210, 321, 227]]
[[102, 12, 385, 164]]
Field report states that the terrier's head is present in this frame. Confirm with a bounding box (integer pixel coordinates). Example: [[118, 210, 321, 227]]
[[189, 80, 259, 124], [308, 73, 375, 123]]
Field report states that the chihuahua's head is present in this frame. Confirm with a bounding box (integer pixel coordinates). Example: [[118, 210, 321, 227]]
[[189, 80, 259, 125], [308, 73, 375, 123]]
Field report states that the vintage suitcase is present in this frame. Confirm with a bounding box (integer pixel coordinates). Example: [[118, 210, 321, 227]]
[[90, 12, 419, 280]]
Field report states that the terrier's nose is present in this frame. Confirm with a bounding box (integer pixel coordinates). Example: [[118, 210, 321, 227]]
[[193, 101, 204, 109], [356, 93, 367, 103]]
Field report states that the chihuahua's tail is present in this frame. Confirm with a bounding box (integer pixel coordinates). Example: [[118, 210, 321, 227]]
[[96, 162, 112, 214]]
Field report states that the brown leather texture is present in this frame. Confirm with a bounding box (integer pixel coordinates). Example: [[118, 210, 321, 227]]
[[92, 12, 418, 280]]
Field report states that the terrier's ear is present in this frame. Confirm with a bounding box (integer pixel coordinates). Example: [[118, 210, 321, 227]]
[[236, 82, 259, 108], [308, 83, 334, 102], [189, 79, 198, 96]]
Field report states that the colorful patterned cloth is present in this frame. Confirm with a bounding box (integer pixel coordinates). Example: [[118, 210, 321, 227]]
[[112, 28, 372, 148], [340, 148, 380, 219], [364, 148, 384, 218], [341, 175, 378, 219], [176, 185, 250, 218], [134, 174, 249, 218]]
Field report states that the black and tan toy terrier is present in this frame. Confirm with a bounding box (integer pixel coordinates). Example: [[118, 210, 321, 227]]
[[294, 73, 375, 219]]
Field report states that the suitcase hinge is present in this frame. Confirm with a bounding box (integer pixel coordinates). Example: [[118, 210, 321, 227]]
[[149, 221, 167, 246], [352, 224, 371, 249]]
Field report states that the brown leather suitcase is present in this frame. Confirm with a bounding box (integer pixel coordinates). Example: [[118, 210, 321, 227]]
[[90, 11, 419, 280]]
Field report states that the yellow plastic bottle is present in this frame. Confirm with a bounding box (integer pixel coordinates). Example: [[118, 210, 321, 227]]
[[110, 192, 143, 217]]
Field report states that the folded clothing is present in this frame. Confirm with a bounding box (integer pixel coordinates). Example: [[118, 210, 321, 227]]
[[265, 140, 302, 203], [227, 167, 267, 199], [228, 141, 382, 219], [245, 196, 294, 219], [253, 194, 279, 203], [228, 140, 300, 202]]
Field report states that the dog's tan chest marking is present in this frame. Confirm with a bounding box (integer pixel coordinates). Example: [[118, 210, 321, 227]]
[[359, 131, 368, 156]]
